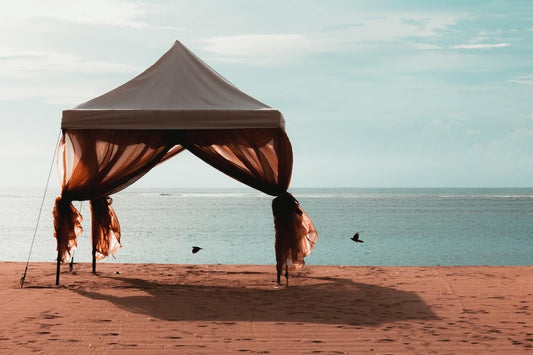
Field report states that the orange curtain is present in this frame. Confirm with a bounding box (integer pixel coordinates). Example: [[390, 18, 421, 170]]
[[90, 197, 121, 261], [272, 193, 317, 270], [182, 128, 317, 270], [54, 128, 317, 269], [54, 129, 182, 261]]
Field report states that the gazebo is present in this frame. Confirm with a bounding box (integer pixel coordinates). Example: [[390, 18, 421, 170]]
[[53, 40, 318, 285]]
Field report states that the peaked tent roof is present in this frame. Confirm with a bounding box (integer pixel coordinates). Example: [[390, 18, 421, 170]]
[[62, 41, 284, 130]]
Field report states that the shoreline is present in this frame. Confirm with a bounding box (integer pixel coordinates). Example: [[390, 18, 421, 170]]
[[1, 262, 532, 353]]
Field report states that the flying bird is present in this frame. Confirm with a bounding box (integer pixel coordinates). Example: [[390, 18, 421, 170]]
[[350, 232, 364, 243], [192, 246, 203, 254]]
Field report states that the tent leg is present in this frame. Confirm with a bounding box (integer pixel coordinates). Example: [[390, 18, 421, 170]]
[[69, 256, 74, 272], [55, 252, 61, 285], [92, 249, 96, 274], [276, 263, 289, 286], [285, 263, 289, 287]]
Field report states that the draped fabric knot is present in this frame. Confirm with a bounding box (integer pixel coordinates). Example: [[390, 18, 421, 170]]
[[272, 192, 302, 221], [90, 197, 122, 260], [53, 197, 83, 262], [272, 192, 318, 272]]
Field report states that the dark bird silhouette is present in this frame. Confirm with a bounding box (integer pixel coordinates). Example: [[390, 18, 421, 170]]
[[192, 246, 203, 254], [350, 232, 364, 243]]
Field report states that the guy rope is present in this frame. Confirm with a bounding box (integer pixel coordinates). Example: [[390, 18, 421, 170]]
[[20, 130, 61, 288]]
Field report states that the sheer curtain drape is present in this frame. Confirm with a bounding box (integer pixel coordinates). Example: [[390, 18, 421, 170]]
[[181, 128, 317, 271], [53, 128, 317, 270], [54, 129, 181, 260]]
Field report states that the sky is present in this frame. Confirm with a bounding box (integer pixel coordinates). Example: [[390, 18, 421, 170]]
[[0, 0, 532, 189]]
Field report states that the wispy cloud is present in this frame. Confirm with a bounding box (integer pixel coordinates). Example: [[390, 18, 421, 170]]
[[417, 42, 513, 51], [0, 48, 141, 104], [2, 0, 147, 28], [334, 13, 462, 41], [0, 80, 121, 105], [201, 12, 463, 64], [201, 34, 337, 65], [0, 0, 183, 30], [451, 43, 511, 49], [509, 75, 533, 85], [411, 43, 443, 50], [0, 50, 140, 78]]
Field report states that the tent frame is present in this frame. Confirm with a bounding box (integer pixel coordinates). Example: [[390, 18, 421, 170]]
[[53, 41, 317, 285]]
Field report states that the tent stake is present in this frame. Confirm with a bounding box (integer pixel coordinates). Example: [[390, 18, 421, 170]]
[[55, 252, 60, 285]]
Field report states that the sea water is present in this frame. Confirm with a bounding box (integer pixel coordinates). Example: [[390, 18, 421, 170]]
[[1, 188, 531, 266]]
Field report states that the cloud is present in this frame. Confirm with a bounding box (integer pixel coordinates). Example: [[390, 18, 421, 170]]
[[0, 50, 140, 78], [0, 0, 183, 31], [0, 48, 141, 104], [323, 13, 462, 41], [467, 129, 533, 162], [0, 80, 120, 105], [200, 12, 462, 65], [1, 0, 147, 28], [411, 43, 442, 50], [451, 43, 511, 49], [509, 75, 533, 86], [413, 42, 512, 51], [201, 34, 337, 65]]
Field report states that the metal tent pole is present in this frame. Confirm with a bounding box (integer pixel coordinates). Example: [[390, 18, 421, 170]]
[[92, 246, 96, 274], [55, 251, 61, 285]]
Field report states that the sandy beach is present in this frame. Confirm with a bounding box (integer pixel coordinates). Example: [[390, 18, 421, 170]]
[[0, 262, 531, 353]]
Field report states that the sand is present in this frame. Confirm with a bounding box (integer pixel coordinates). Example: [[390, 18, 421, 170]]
[[0, 262, 531, 354]]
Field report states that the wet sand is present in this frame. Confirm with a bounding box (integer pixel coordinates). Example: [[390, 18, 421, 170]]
[[1, 262, 531, 353]]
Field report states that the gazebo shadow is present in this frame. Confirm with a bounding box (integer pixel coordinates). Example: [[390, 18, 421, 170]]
[[69, 272, 438, 326]]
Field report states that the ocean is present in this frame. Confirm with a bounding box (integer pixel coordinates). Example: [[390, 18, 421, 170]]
[[1, 188, 532, 267]]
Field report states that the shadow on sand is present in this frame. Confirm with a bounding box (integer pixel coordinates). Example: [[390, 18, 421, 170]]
[[69, 271, 438, 326]]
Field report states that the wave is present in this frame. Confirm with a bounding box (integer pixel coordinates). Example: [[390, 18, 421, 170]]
[[438, 195, 533, 200]]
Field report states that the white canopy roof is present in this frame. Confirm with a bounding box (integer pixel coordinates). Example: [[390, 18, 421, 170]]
[[62, 41, 284, 130]]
